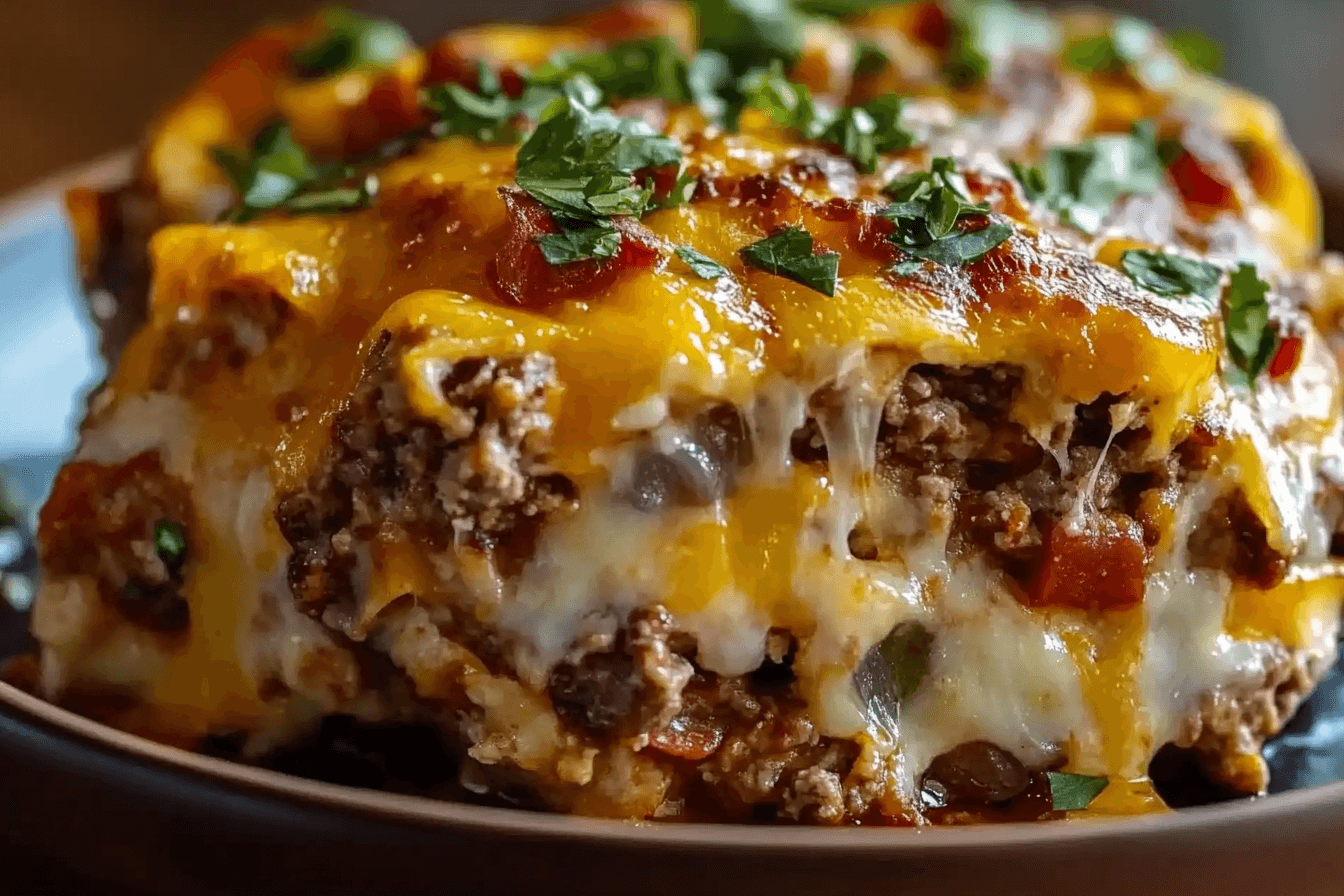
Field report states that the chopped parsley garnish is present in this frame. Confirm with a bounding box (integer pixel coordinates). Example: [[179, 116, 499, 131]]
[[211, 122, 375, 221], [1224, 263, 1277, 384], [536, 223, 623, 265], [742, 66, 912, 172], [793, 0, 885, 17], [529, 37, 691, 103], [693, 0, 806, 74], [421, 64, 518, 142], [854, 40, 891, 77], [1011, 121, 1164, 233], [875, 621, 933, 703], [292, 7, 413, 79], [675, 246, 730, 279], [740, 226, 840, 295], [1047, 772, 1108, 811], [153, 521, 188, 568], [943, 0, 1059, 87], [512, 87, 682, 263], [1064, 17, 1155, 74], [879, 157, 1012, 266], [1120, 249, 1222, 300], [1169, 29, 1222, 75]]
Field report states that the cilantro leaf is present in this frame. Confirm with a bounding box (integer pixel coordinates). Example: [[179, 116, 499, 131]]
[[1013, 121, 1164, 233], [1047, 772, 1108, 811], [1120, 249, 1222, 300], [293, 7, 413, 79], [210, 122, 373, 220], [1224, 263, 1277, 384], [1169, 29, 1222, 75], [676, 246, 730, 279], [536, 224, 622, 264], [692, 0, 806, 74], [880, 158, 1012, 267], [153, 520, 188, 568], [741, 226, 840, 296]]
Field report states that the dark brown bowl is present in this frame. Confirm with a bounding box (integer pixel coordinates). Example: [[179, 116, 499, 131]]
[[4, 680, 1344, 896]]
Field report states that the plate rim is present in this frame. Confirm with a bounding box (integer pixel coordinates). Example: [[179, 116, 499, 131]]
[[6, 677, 1344, 848]]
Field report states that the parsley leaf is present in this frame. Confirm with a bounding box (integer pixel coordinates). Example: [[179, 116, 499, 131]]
[[1013, 121, 1164, 233], [1042, 773, 1107, 811], [693, 0, 806, 74], [1120, 249, 1222, 300], [1064, 17, 1155, 74], [741, 226, 840, 296], [854, 40, 890, 77], [1048, 772, 1108, 811], [943, 0, 1059, 87], [515, 91, 681, 228], [819, 95, 912, 173], [794, 0, 885, 17], [210, 122, 374, 221], [1224, 263, 1277, 384], [876, 621, 934, 704], [676, 246, 730, 279], [293, 7, 413, 79], [536, 223, 622, 264], [880, 157, 1012, 266], [153, 520, 188, 568], [1169, 29, 1222, 75], [530, 37, 690, 103], [742, 66, 912, 172], [512, 89, 683, 266], [422, 64, 518, 142], [855, 620, 934, 732]]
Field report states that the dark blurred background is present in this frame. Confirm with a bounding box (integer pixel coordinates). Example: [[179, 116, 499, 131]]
[[2, 0, 1343, 196]]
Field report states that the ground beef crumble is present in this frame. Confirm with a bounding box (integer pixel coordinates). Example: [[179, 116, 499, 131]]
[[149, 278, 292, 394], [38, 450, 193, 633], [265, 356, 1329, 817], [274, 330, 576, 631]]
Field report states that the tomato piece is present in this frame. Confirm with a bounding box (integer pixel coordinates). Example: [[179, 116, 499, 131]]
[[359, 70, 428, 152], [637, 164, 681, 203], [1268, 334, 1303, 380], [911, 1, 951, 49], [1168, 150, 1237, 216], [488, 190, 656, 308], [648, 714, 725, 761], [1029, 515, 1147, 611]]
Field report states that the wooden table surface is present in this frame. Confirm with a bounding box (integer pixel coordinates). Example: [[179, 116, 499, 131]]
[[0, 0, 312, 197]]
